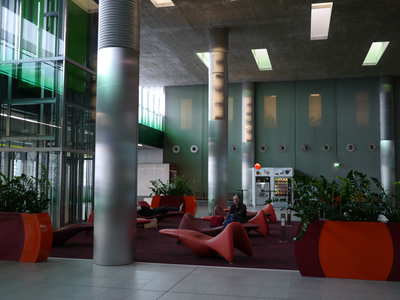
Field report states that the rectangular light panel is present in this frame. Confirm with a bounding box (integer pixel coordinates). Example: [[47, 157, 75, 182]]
[[362, 41, 390, 66], [251, 49, 272, 71], [150, 0, 175, 8], [196, 52, 210, 68], [310, 2, 333, 40]]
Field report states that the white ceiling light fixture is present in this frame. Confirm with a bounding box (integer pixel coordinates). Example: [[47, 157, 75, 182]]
[[196, 52, 210, 68], [150, 0, 175, 8], [362, 41, 390, 66], [0, 113, 61, 128], [251, 49, 273, 71], [310, 2, 333, 40]]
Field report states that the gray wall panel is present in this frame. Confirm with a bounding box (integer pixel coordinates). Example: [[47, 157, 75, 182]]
[[255, 82, 296, 168], [165, 77, 383, 197], [164, 85, 206, 195], [295, 80, 337, 179], [336, 78, 380, 179]]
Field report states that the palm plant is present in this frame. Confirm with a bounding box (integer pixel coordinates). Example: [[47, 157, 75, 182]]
[[0, 170, 51, 213]]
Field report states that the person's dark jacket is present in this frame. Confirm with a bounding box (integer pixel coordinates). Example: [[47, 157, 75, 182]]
[[229, 203, 247, 223]]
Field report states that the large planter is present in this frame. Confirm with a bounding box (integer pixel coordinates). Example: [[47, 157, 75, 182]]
[[0, 212, 53, 262], [151, 195, 197, 216], [295, 220, 400, 281]]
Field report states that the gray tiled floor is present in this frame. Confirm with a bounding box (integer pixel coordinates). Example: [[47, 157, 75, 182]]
[[0, 258, 399, 300]]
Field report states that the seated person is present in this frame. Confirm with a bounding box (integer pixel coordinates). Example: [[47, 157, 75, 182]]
[[137, 200, 179, 217], [223, 194, 247, 227]]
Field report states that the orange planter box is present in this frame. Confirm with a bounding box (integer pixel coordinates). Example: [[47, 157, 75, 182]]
[[295, 220, 400, 281], [0, 212, 53, 263]]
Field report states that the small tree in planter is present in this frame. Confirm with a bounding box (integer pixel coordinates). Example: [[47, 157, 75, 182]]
[[291, 170, 400, 281], [0, 171, 53, 263], [149, 176, 196, 215]]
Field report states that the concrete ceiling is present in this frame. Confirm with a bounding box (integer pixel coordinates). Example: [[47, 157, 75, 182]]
[[139, 0, 400, 86]]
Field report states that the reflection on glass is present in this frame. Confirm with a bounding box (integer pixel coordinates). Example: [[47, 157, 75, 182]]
[[180, 99, 192, 130], [264, 95, 277, 128], [139, 86, 165, 131], [228, 96, 234, 121], [309, 94, 322, 127], [0, 61, 63, 98], [0, 0, 64, 62], [355, 92, 369, 127]]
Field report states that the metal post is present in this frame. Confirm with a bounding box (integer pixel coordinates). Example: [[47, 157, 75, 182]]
[[94, 0, 140, 266], [379, 76, 395, 195], [208, 28, 229, 214], [241, 82, 255, 207]]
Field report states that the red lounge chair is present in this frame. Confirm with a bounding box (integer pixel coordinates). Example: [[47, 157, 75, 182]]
[[262, 204, 277, 223], [247, 203, 277, 223], [160, 222, 253, 263], [179, 213, 259, 236], [248, 211, 269, 237], [200, 205, 227, 223], [138, 200, 184, 222], [53, 224, 93, 247], [178, 213, 223, 235]]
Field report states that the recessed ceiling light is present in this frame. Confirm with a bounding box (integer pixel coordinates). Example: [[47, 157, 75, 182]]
[[196, 52, 210, 68], [251, 49, 272, 71], [310, 2, 333, 40], [138, 144, 143, 147], [72, 0, 98, 13], [150, 0, 175, 8], [362, 41, 390, 66]]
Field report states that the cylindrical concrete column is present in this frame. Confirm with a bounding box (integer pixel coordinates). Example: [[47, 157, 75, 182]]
[[241, 82, 255, 207], [379, 76, 395, 195], [94, 0, 140, 266], [208, 28, 229, 214]]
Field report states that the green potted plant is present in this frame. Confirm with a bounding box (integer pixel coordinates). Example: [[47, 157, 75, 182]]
[[292, 170, 400, 281], [0, 171, 53, 263], [149, 176, 197, 215]]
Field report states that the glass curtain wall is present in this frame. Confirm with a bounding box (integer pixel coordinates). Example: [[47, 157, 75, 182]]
[[139, 86, 165, 131], [0, 0, 96, 228], [1, 0, 166, 228]]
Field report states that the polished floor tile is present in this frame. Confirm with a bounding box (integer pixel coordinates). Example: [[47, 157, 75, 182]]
[[0, 258, 399, 300]]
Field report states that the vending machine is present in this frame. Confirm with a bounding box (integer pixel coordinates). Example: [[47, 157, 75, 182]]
[[251, 167, 294, 208]]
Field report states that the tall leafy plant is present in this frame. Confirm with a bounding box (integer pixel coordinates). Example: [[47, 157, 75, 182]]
[[291, 170, 400, 239], [0, 170, 51, 213], [149, 176, 193, 197]]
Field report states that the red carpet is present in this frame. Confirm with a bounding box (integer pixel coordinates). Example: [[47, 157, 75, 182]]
[[51, 218, 299, 270]]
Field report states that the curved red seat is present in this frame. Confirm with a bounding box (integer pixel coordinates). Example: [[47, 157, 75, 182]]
[[262, 204, 277, 223], [247, 204, 277, 223], [160, 222, 253, 263], [53, 224, 93, 247], [248, 211, 269, 237], [179, 214, 224, 236]]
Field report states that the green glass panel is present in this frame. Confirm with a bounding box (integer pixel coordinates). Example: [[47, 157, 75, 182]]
[[67, 1, 89, 65], [0, 0, 63, 62]]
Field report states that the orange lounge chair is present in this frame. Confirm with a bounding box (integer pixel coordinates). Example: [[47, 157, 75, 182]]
[[248, 211, 269, 236], [247, 203, 277, 223], [53, 224, 93, 246], [160, 222, 253, 263], [178, 213, 260, 236], [201, 206, 269, 237]]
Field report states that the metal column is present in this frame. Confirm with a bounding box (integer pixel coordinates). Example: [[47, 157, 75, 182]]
[[94, 0, 140, 266], [379, 76, 395, 195], [241, 82, 255, 206], [208, 28, 229, 214]]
